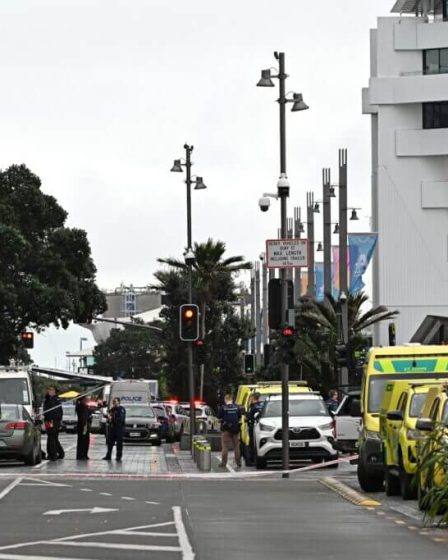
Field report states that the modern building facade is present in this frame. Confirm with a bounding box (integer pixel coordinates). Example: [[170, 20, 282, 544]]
[[363, 0, 448, 344]]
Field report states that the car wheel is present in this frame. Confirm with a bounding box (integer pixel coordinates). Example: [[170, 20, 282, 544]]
[[399, 462, 416, 500], [153, 439, 162, 447], [24, 442, 38, 466], [384, 467, 401, 496], [357, 457, 384, 492], [254, 448, 266, 470]]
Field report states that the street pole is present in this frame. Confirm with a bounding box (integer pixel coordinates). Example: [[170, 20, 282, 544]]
[[294, 207, 302, 303], [338, 149, 349, 387], [323, 168, 332, 298], [255, 261, 262, 368], [261, 254, 269, 347], [185, 144, 195, 451], [250, 270, 256, 355], [306, 192, 315, 297], [277, 51, 290, 479]]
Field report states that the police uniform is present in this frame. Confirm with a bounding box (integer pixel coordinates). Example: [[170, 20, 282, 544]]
[[218, 402, 242, 467], [104, 405, 126, 460]]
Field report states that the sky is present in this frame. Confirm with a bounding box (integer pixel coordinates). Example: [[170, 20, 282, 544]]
[[0, 0, 394, 367]]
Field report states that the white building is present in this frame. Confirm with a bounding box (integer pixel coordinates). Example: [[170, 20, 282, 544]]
[[363, 0, 448, 344]]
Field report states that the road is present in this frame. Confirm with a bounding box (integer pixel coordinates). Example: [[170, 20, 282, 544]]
[[0, 434, 447, 559]]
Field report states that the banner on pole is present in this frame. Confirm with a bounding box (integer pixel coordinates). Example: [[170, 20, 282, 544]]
[[348, 233, 378, 294]]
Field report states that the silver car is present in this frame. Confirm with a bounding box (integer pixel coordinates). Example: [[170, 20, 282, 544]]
[[123, 404, 161, 445], [0, 404, 42, 465]]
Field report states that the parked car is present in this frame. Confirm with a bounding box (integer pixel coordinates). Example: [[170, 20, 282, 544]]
[[61, 403, 77, 433], [181, 402, 220, 432], [333, 390, 361, 454], [123, 404, 161, 445], [253, 394, 338, 469], [152, 403, 176, 443], [162, 402, 189, 440], [0, 404, 42, 465]]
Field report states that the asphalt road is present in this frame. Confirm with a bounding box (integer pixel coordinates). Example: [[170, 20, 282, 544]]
[[0, 476, 447, 560]]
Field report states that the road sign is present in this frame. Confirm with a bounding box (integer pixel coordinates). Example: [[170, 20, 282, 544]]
[[266, 238, 308, 269]]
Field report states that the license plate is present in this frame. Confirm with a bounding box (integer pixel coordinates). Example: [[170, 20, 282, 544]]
[[290, 441, 306, 448], [129, 432, 140, 437]]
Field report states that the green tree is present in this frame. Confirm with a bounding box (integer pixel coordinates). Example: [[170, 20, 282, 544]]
[[0, 164, 106, 363], [287, 292, 398, 391]]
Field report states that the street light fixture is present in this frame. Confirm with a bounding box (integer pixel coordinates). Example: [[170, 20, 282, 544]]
[[333, 223, 340, 234], [257, 51, 309, 478], [316, 241, 323, 252], [350, 208, 360, 221], [171, 143, 208, 452]]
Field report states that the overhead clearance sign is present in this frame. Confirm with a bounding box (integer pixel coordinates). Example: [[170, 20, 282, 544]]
[[266, 238, 308, 269]]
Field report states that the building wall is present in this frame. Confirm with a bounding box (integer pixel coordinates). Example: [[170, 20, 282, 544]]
[[364, 15, 448, 344]]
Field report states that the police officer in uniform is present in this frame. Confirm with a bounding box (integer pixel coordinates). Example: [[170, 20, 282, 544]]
[[103, 398, 126, 461], [218, 394, 242, 469], [76, 395, 92, 460], [246, 392, 264, 466]]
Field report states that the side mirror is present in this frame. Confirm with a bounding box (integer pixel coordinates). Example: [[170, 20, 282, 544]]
[[386, 410, 403, 421], [416, 418, 434, 432]]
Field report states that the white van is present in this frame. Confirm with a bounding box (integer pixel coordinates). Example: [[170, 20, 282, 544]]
[[108, 380, 157, 407], [0, 367, 35, 417]]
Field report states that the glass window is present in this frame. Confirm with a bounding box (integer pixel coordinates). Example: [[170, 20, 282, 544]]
[[126, 406, 155, 418], [443, 401, 448, 424], [263, 399, 328, 418], [409, 393, 426, 417], [440, 49, 448, 74], [423, 102, 448, 129], [430, 399, 440, 421], [424, 49, 440, 74], [0, 379, 30, 405]]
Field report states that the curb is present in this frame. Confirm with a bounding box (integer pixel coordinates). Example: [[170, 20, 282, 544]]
[[320, 476, 382, 507]]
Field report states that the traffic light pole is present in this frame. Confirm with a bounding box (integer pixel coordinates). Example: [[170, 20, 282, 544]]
[[185, 144, 195, 452], [338, 150, 349, 387], [277, 51, 290, 479]]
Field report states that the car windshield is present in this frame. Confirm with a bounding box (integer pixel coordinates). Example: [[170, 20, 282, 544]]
[[0, 379, 30, 405], [409, 393, 427, 417], [368, 373, 448, 413], [127, 406, 155, 418], [0, 404, 21, 421], [263, 399, 328, 418], [182, 408, 203, 417]]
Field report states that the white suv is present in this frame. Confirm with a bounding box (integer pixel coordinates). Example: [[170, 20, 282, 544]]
[[254, 394, 337, 469]]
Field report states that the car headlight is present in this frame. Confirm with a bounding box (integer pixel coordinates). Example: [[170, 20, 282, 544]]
[[259, 422, 275, 432], [318, 422, 334, 431], [365, 429, 381, 441]]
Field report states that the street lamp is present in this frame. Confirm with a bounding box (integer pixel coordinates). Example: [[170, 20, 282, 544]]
[[171, 144, 207, 452], [257, 51, 309, 478]]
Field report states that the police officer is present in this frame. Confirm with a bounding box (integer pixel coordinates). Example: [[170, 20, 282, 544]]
[[246, 392, 264, 466], [217, 394, 242, 469], [43, 386, 64, 461], [76, 396, 92, 460], [103, 398, 126, 461]]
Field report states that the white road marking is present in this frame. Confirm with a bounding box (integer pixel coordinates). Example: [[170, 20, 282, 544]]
[[113, 530, 177, 537], [80, 488, 92, 492], [53, 521, 175, 542], [145, 501, 161, 505], [43, 507, 118, 516], [120, 496, 135, 500], [0, 478, 22, 502], [44, 541, 182, 552], [99, 492, 112, 496], [19, 478, 70, 488], [173, 506, 195, 560], [0, 554, 96, 560]]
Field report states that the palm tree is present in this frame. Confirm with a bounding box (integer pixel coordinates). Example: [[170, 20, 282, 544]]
[[157, 238, 252, 338]]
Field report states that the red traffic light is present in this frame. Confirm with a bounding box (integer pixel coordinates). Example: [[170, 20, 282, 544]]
[[20, 331, 34, 349], [194, 339, 205, 348], [281, 326, 295, 337]]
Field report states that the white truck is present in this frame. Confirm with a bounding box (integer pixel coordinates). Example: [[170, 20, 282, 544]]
[[333, 390, 361, 454], [107, 379, 158, 406], [0, 366, 35, 417]]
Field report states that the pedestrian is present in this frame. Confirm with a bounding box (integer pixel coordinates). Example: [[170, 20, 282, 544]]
[[75, 396, 92, 460], [103, 397, 126, 462], [246, 392, 264, 466], [218, 394, 242, 469], [326, 390, 339, 413], [43, 386, 64, 461]]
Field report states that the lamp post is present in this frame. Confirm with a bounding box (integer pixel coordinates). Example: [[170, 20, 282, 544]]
[[257, 51, 309, 478], [171, 144, 207, 451], [306, 192, 315, 297], [322, 168, 332, 298]]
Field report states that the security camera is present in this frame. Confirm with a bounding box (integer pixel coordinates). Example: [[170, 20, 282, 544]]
[[184, 249, 196, 266], [259, 197, 271, 212]]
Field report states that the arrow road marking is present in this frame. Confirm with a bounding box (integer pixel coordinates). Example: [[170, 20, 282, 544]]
[[43, 507, 118, 516]]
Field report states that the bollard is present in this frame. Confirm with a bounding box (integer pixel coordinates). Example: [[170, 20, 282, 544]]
[[198, 444, 211, 472], [193, 438, 207, 464]]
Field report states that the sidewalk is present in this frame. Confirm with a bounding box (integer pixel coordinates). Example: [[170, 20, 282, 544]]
[[36, 433, 198, 476]]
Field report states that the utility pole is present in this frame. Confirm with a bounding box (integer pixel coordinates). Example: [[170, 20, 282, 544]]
[[338, 149, 349, 386], [255, 261, 262, 367], [306, 192, 315, 297], [323, 168, 332, 298], [294, 207, 302, 303]]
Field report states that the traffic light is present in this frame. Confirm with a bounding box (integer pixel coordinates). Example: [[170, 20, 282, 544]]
[[388, 323, 396, 346], [268, 279, 294, 329], [20, 331, 34, 349], [179, 304, 199, 341], [281, 325, 296, 362], [335, 341, 348, 367], [194, 338, 206, 365], [244, 354, 255, 374]]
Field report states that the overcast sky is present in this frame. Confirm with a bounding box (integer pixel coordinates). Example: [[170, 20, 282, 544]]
[[0, 0, 394, 366]]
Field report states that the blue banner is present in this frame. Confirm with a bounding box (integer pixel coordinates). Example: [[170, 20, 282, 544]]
[[315, 263, 324, 302], [348, 233, 378, 294]]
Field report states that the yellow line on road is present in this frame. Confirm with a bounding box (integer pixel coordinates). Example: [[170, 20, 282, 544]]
[[320, 477, 381, 507]]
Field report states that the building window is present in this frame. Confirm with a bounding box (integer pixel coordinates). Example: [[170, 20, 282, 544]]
[[423, 49, 448, 75], [423, 102, 448, 129]]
